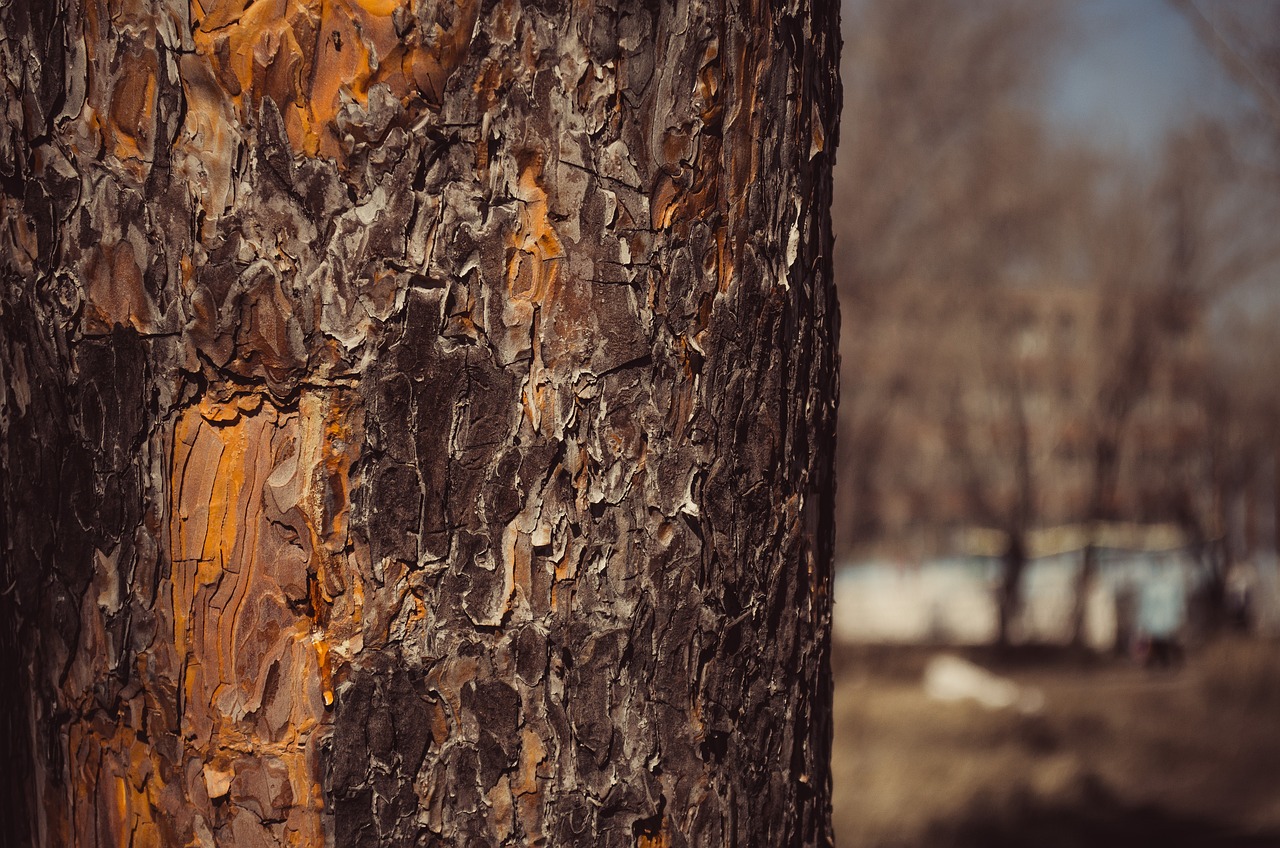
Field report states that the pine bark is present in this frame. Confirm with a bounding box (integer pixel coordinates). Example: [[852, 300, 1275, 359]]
[[0, 0, 841, 845]]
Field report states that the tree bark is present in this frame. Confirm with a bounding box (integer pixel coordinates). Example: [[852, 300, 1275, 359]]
[[0, 0, 841, 846]]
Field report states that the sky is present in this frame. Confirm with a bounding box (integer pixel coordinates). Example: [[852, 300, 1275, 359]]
[[1044, 1, 1278, 326], [1044, 0, 1253, 156]]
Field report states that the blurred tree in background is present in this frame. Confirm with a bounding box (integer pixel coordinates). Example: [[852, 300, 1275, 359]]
[[834, 0, 1280, 645]]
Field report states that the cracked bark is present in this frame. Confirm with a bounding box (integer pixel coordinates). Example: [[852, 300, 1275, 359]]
[[0, 0, 840, 845]]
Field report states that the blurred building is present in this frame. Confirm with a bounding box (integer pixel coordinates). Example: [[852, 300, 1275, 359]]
[[833, 543, 1280, 645]]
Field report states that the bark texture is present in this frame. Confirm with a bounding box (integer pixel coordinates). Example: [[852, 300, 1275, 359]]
[[0, 0, 841, 845]]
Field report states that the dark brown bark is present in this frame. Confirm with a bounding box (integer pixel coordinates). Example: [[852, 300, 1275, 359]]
[[0, 0, 841, 845]]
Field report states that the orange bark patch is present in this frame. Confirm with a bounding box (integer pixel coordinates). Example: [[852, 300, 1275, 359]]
[[512, 726, 545, 796], [502, 154, 572, 435], [106, 42, 158, 164], [486, 775, 515, 843], [189, 0, 479, 158], [512, 726, 548, 840], [178, 52, 242, 233], [164, 387, 365, 843], [637, 824, 670, 848], [506, 155, 565, 303], [68, 718, 169, 848], [80, 0, 162, 176]]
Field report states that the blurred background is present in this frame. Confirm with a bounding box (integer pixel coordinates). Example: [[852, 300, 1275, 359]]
[[828, 1, 1280, 845]]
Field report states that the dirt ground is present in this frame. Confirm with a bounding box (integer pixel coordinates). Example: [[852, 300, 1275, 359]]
[[830, 638, 1280, 847]]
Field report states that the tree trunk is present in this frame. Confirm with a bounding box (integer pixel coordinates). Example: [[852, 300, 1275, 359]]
[[996, 532, 1027, 649], [0, 1, 841, 846], [1070, 539, 1099, 650], [1070, 436, 1120, 649]]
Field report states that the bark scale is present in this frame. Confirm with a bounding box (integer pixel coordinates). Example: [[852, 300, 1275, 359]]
[[0, 0, 841, 845]]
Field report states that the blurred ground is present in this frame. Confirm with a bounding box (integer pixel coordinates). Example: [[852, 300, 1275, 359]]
[[831, 638, 1280, 847]]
